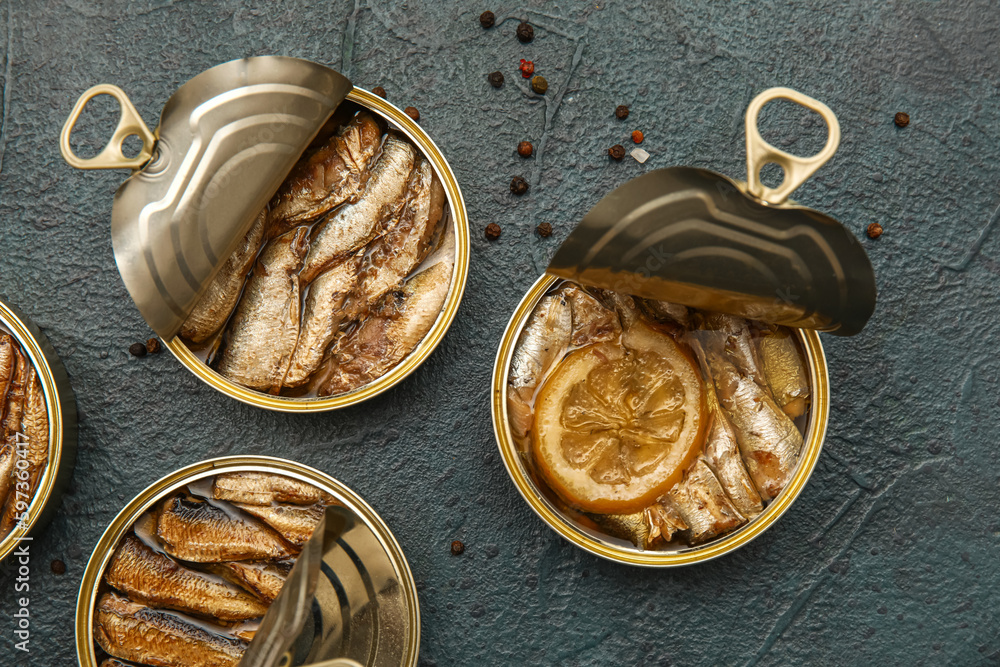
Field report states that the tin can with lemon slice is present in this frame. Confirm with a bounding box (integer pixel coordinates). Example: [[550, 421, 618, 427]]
[[493, 276, 829, 566], [491, 88, 874, 566]]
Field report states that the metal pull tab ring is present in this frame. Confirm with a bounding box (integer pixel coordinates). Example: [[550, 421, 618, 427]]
[[60, 84, 156, 170], [745, 87, 840, 205]]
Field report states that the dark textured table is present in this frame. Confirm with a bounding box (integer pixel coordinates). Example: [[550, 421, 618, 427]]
[[0, 1, 998, 665]]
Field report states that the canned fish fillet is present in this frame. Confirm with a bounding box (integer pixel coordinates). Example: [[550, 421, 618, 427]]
[[0, 300, 76, 561], [492, 276, 829, 566], [76, 456, 419, 666]]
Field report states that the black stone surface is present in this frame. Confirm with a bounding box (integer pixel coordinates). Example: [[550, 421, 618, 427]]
[[0, 1, 998, 665]]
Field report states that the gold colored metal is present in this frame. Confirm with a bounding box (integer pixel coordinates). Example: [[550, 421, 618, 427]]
[[0, 301, 77, 562], [491, 275, 829, 567], [164, 87, 469, 412], [744, 87, 841, 205], [75, 455, 420, 667], [548, 87, 875, 337], [66, 59, 353, 340], [61, 59, 468, 411], [59, 84, 156, 171]]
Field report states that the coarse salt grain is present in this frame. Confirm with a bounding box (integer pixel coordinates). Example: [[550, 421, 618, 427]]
[[631, 148, 650, 163]]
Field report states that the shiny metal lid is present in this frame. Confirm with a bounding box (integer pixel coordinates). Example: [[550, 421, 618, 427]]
[[548, 88, 877, 336], [241, 505, 414, 666], [60, 57, 352, 338]]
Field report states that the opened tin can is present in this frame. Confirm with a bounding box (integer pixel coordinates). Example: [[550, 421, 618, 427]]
[[493, 275, 829, 566], [60, 57, 469, 411], [0, 298, 77, 562], [491, 88, 874, 566], [76, 455, 419, 666]]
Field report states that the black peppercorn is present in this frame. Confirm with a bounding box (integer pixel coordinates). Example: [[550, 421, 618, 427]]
[[371, 86, 387, 98], [485, 223, 502, 240], [615, 105, 630, 120], [517, 141, 533, 157], [146, 338, 161, 354], [608, 144, 626, 160], [50, 560, 66, 575], [479, 10, 495, 28], [510, 176, 529, 195], [129, 342, 147, 358], [530, 75, 548, 94], [451, 540, 466, 555], [488, 71, 505, 88], [867, 222, 884, 239], [894, 112, 910, 128], [404, 106, 420, 121], [516, 21, 534, 42], [536, 222, 552, 237]]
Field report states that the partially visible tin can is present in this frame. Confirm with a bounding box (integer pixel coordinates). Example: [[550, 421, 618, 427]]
[[0, 298, 77, 562], [491, 275, 829, 567], [76, 455, 419, 666]]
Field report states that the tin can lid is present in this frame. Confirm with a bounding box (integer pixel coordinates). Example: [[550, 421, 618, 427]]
[[62, 57, 352, 338], [241, 504, 415, 666], [548, 88, 877, 336]]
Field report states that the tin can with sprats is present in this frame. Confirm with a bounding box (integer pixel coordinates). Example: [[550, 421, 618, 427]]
[[76, 455, 419, 666], [60, 57, 469, 412], [0, 298, 76, 561], [491, 88, 875, 566]]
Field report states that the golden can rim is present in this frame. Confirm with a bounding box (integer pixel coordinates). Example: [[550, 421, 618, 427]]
[[74, 455, 420, 667], [165, 87, 470, 412], [0, 300, 76, 562], [490, 274, 830, 567]]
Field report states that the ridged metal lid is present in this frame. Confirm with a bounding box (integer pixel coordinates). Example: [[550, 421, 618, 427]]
[[241, 505, 414, 666], [548, 88, 877, 336], [61, 57, 352, 338]]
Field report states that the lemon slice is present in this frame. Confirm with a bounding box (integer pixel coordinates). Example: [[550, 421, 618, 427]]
[[532, 324, 705, 514]]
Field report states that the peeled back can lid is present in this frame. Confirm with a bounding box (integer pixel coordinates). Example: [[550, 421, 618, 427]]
[[548, 87, 877, 337], [61, 57, 353, 339]]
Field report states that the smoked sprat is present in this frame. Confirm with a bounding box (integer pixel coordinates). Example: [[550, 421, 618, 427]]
[[0, 332, 48, 542], [93, 472, 337, 667], [179, 111, 452, 399]]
